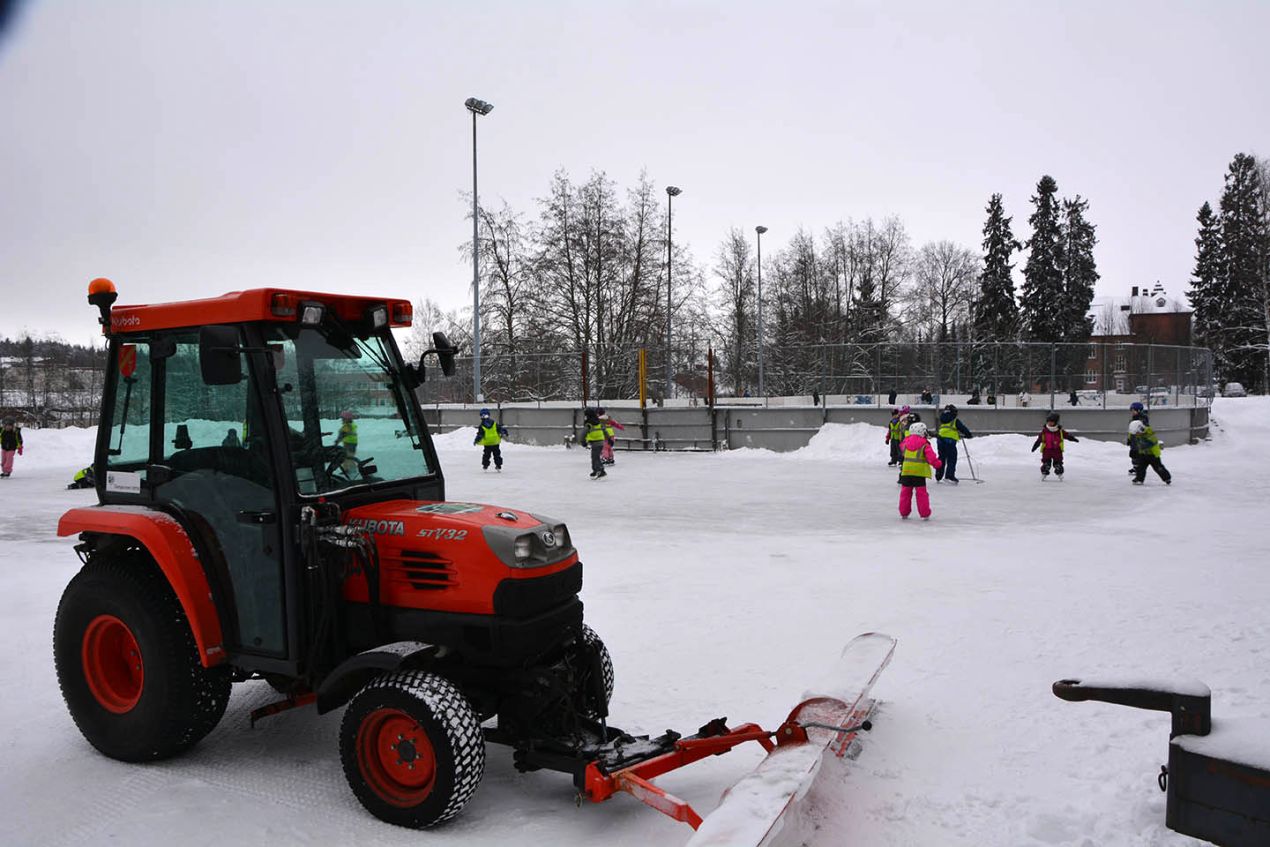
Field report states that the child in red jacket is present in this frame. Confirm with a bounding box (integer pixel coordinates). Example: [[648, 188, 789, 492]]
[[898, 422, 942, 520], [1031, 412, 1079, 479]]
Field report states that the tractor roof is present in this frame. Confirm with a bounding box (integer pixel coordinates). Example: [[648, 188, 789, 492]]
[[108, 288, 413, 334]]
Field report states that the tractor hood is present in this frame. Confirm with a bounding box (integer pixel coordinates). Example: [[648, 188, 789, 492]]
[[342, 499, 575, 571]]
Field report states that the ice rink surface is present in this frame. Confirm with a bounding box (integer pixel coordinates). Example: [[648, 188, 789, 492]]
[[2, 400, 1265, 846]]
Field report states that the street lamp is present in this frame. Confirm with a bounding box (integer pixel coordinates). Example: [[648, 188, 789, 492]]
[[665, 185, 682, 401], [465, 96, 494, 402], [755, 225, 768, 397]]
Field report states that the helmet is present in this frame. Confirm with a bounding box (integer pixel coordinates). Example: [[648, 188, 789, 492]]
[[900, 405, 911, 414], [1046, 412, 1060, 423], [1130, 402, 1144, 412], [1129, 420, 1145, 435], [479, 407, 491, 418], [340, 410, 354, 421], [908, 422, 928, 437], [944, 404, 957, 414], [596, 407, 607, 417], [891, 407, 900, 415], [907, 412, 922, 423]]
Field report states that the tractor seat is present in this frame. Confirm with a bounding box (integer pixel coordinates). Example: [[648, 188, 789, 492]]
[[166, 445, 271, 487]]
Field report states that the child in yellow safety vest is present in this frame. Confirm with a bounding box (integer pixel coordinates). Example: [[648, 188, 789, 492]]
[[583, 408, 611, 479], [473, 408, 508, 471], [897, 422, 942, 520], [1128, 419, 1171, 485], [885, 408, 905, 466], [335, 411, 359, 475]]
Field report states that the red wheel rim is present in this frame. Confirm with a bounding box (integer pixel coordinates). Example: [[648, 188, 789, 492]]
[[81, 614, 144, 714], [356, 707, 437, 807]]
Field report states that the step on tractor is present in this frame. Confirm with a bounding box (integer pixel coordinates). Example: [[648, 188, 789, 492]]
[[54, 278, 896, 842]]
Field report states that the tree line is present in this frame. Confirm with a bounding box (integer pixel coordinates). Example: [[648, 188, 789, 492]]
[[1188, 152, 1270, 392], [413, 169, 1102, 400]]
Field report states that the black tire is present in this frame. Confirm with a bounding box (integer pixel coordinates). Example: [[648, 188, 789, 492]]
[[339, 671, 486, 828], [581, 624, 615, 707], [53, 555, 232, 762]]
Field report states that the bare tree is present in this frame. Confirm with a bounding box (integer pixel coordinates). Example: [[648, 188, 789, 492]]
[[712, 228, 754, 394], [903, 241, 980, 341]]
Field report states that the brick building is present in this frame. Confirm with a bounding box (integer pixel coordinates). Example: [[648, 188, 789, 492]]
[[1083, 284, 1193, 392]]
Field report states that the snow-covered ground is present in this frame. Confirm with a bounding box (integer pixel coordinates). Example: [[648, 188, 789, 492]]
[[2, 400, 1266, 846]]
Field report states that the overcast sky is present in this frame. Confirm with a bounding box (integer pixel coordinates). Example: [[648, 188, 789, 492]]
[[1, 0, 1267, 343]]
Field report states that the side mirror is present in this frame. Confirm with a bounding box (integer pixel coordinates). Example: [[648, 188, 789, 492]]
[[199, 325, 243, 385], [432, 332, 458, 377]]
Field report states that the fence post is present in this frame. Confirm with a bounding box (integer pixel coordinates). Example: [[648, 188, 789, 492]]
[[638, 348, 646, 410], [1147, 346, 1154, 409], [706, 347, 715, 408], [1049, 344, 1056, 409], [582, 351, 590, 407]]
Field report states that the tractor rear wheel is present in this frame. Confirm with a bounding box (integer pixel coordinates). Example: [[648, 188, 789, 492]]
[[339, 671, 486, 828], [53, 555, 232, 761]]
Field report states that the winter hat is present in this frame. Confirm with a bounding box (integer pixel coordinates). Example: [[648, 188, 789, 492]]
[[2, 417, 13, 426], [908, 422, 928, 437], [944, 404, 958, 414], [340, 410, 355, 421], [1130, 402, 1144, 412], [899, 405, 911, 414], [1129, 420, 1146, 435], [1046, 412, 1060, 423], [584, 408, 599, 423], [891, 407, 900, 415], [480, 408, 491, 418]]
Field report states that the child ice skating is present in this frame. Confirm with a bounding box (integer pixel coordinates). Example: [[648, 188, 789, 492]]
[[934, 404, 973, 483], [474, 408, 508, 471], [885, 408, 905, 466], [1031, 412, 1079, 479], [1, 418, 23, 478], [597, 408, 625, 465], [583, 408, 609, 479], [897, 421, 942, 520], [1127, 402, 1151, 475], [1128, 419, 1171, 485], [334, 410, 358, 475]]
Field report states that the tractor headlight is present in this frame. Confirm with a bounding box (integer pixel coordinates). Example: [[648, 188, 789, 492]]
[[367, 304, 388, 329], [551, 524, 570, 549], [513, 534, 533, 562], [299, 301, 326, 326]]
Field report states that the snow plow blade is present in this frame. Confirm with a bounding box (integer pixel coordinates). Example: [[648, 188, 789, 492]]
[[685, 631, 896, 847]]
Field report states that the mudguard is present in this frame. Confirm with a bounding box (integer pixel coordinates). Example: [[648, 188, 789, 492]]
[[315, 641, 439, 714], [58, 505, 227, 667]]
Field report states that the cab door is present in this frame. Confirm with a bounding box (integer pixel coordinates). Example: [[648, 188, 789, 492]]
[[150, 330, 287, 656]]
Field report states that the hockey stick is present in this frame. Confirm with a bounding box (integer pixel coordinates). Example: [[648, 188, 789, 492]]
[[961, 440, 986, 483]]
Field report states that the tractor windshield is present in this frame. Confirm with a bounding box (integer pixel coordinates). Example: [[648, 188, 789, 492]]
[[264, 324, 432, 496]]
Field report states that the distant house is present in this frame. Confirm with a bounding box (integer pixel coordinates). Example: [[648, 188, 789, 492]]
[[1083, 284, 1193, 391]]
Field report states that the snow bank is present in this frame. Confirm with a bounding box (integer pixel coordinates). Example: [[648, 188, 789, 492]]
[[11, 425, 97, 470]]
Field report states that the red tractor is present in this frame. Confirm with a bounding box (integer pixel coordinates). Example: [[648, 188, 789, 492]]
[[55, 280, 615, 827], [54, 280, 895, 840]]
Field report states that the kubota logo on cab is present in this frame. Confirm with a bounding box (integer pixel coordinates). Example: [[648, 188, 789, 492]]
[[111, 314, 141, 328]]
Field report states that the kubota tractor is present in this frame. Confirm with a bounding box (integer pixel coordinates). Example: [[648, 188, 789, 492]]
[[54, 280, 895, 841], [54, 280, 615, 827]]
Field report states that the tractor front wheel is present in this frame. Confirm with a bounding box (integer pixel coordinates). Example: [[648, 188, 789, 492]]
[[339, 671, 486, 828], [53, 555, 232, 761]]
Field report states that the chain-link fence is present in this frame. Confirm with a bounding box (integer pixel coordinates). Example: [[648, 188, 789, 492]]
[[419, 341, 1215, 409]]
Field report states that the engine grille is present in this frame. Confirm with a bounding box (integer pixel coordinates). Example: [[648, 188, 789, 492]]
[[391, 549, 455, 591]]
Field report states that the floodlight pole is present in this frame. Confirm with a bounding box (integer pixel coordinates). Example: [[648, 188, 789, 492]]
[[665, 186, 682, 401], [466, 97, 493, 402], [756, 225, 768, 397]]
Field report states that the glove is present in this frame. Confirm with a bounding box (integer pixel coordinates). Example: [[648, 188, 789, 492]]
[[1068, 435, 1079, 442], [17, 447, 23, 455], [1031, 443, 1038, 452]]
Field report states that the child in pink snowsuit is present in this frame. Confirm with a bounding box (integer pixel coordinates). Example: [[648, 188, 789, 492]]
[[1030, 412, 1079, 478], [897, 422, 942, 520], [1, 418, 23, 478], [598, 409, 625, 465]]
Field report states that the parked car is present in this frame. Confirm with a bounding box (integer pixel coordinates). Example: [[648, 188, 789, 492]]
[[1223, 382, 1247, 398]]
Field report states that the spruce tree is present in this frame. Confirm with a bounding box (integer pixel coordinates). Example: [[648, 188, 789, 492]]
[[1059, 195, 1098, 341], [973, 193, 1021, 341], [1216, 153, 1268, 387], [1188, 201, 1224, 355], [1020, 175, 1065, 342]]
